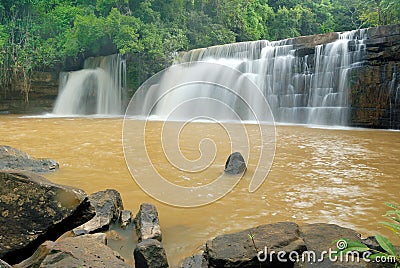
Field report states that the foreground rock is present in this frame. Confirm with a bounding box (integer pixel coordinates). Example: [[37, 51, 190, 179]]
[[0, 171, 95, 264], [0, 145, 59, 173], [40, 234, 131, 267], [135, 203, 162, 242], [134, 239, 169, 268], [73, 189, 123, 235], [224, 152, 246, 175], [182, 222, 396, 268], [296, 223, 367, 267], [205, 222, 306, 267]]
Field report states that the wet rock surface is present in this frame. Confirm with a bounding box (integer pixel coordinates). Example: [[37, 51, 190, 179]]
[[0, 145, 59, 173], [73, 189, 123, 235], [0, 171, 95, 264], [135, 203, 162, 242]]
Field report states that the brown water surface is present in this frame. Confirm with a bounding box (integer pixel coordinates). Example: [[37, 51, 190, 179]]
[[1, 115, 399, 265]]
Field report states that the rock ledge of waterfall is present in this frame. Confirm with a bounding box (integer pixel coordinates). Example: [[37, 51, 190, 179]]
[[0, 145, 59, 173]]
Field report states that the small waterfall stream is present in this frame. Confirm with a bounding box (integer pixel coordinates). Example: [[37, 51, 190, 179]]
[[53, 54, 126, 115], [141, 29, 367, 125]]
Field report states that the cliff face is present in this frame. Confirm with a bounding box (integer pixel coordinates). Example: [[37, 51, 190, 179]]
[[0, 71, 58, 114], [349, 25, 400, 129]]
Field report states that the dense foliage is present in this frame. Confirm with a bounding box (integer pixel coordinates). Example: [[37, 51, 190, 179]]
[[0, 0, 399, 97]]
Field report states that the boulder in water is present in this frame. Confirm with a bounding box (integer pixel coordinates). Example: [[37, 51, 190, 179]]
[[224, 152, 246, 175], [134, 239, 169, 268], [134, 203, 162, 242], [0, 145, 58, 173], [0, 171, 95, 264]]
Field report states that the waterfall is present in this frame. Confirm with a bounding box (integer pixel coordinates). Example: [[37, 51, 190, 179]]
[[53, 54, 126, 115], [139, 29, 367, 125]]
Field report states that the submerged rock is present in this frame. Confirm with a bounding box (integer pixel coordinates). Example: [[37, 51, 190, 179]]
[[224, 152, 246, 175], [135, 203, 162, 242], [73, 189, 124, 235], [0, 171, 95, 264], [40, 234, 131, 267], [0, 145, 59, 173], [134, 239, 169, 268], [205, 222, 306, 267]]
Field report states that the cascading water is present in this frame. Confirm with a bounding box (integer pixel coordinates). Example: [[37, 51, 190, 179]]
[[53, 54, 126, 115], [140, 29, 367, 125]]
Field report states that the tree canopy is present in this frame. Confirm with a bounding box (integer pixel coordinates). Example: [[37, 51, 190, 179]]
[[0, 0, 399, 96]]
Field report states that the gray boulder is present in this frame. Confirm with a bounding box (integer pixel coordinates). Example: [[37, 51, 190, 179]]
[[40, 234, 130, 267], [73, 189, 123, 235], [205, 222, 306, 267], [224, 152, 246, 175], [134, 239, 169, 268], [0, 171, 95, 264], [135, 203, 162, 242], [0, 145, 58, 173]]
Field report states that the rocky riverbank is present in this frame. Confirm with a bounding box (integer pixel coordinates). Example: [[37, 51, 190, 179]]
[[0, 146, 397, 267]]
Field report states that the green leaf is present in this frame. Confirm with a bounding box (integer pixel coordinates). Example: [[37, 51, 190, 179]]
[[385, 202, 399, 210], [368, 253, 390, 259], [381, 221, 400, 232], [342, 246, 370, 253], [375, 234, 397, 256]]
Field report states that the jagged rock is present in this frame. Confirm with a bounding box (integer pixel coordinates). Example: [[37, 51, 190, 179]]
[[224, 152, 246, 175], [0, 145, 58, 173], [0, 171, 95, 264], [39, 234, 130, 268], [134, 239, 169, 268], [205, 222, 306, 267], [0, 259, 12, 268], [73, 189, 123, 235], [135, 203, 162, 242], [120, 209, 133, 229]]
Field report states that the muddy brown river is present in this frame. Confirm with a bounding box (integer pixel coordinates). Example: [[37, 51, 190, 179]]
[[1, 115, 399, 265]]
